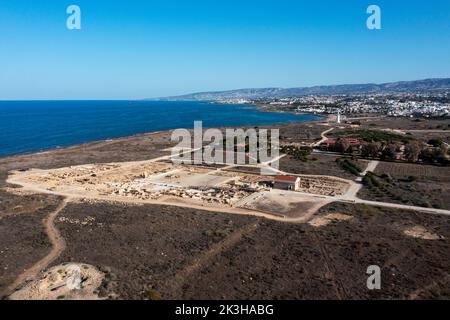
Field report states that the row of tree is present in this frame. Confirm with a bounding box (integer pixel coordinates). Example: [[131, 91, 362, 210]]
[[334, 138, 449, 165], [404, 141, 449, 165]]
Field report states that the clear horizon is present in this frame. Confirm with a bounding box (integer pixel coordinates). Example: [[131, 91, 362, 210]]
[[0, 76, 449, 101], [1, 0, 449, 100]]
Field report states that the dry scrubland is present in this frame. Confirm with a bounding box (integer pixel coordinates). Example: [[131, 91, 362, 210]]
[[279, 122, 329, 144], [0, 189, 62, 292], [1, 119, 450, 299], [51, 201, 450, 299]]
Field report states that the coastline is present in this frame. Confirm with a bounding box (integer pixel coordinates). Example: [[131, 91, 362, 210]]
[[0, 117, 326, 161], [0, 101, 326, 160], [0, 130, 166, 160], [250, 102, 335, 122]]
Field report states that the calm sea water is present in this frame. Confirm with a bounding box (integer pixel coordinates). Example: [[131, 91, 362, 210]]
[[0, 100, 321, 157]]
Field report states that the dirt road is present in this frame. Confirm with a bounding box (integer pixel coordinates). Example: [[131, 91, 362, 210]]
[[361, 160, 379, 176], [166, 222, 259, 297], [4, 198, 69, 296], [352, 198, 450, 216], [312, 128, 334, 147]]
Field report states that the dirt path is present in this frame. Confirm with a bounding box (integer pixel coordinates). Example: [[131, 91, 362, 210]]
[[4, 198, 70, 296], [312, 128, 334, 147], [361, 160, 379, 176], [311, 231, 348, 299], [166, 222, 259, 298]]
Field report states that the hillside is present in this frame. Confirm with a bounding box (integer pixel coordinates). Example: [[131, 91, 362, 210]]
[[152, 78, 450, 101]]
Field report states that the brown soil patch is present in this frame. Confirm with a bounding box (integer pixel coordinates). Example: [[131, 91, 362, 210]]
[[9, 263, 107, 300], [403, 226, 444, 240], [308, 213, 353, 227]]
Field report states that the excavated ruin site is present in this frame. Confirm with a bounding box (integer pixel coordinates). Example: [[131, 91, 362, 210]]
[[7, 158, 350, 221]]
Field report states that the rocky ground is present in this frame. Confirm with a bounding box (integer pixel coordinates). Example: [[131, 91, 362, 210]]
[[47, 200, 450, 300], [0, 190, 62, 294]]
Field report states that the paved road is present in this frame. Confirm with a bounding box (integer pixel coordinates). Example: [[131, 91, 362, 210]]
[[361, 160, 379, 176], [352, 198, 450, 216], [406, 129, 450, 133], [290, 188, 450, 216], [382, 128, 450, 134]]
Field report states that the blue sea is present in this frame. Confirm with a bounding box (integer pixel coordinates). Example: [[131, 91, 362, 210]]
[[0, 100, 321, 157]]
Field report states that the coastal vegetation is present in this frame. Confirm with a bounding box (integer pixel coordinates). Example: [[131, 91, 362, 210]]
[[336, 158, 362, 176], [333, 129, 412, 144], [280, 146, 313, 162], [330, 129, 450, 166]]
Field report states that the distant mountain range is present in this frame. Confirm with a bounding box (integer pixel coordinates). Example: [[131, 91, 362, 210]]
[[151, 78, 450, 101]]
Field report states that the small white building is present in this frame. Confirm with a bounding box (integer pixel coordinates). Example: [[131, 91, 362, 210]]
[[273, 175, 301, 191]]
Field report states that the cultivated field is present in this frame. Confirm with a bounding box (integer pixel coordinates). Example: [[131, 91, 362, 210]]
[[279, 153, 368, 180], [357, 117, 450, 131], [358, 161, 450, 209], [375, 162, 450, 181]]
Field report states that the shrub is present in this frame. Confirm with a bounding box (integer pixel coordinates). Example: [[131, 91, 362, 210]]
[[147, 290, 162, 300], [280, 145, 312, 162], [428, 138, 443, 147], [337, 158, 362, 176]]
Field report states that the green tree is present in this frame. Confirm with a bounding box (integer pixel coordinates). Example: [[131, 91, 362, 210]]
[[405, 141, 423, 162], [434, 145, 449, 164], [428, 138, 443, 147], [335, 138, 350, 154], [361, 142, 381, 158], [381, 143, 399, 161]]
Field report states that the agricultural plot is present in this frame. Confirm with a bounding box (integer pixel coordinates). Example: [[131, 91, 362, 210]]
[[358, 161, 450, 210], [375, 162, 450, 181], [279, 153, 368, 180], [358, 117, 450, 131], [407, 132, 450, 145], [330, 128, 413, 144]]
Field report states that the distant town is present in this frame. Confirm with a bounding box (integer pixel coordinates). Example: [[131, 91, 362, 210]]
[[220, 92, 450, 118], [155, 78, 450, 118]]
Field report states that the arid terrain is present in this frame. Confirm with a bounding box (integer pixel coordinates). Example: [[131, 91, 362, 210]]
[[1, 118, 450, 300]]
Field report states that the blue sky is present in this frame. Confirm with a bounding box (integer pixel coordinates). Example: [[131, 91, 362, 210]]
[[0, 0, 449, 99]]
